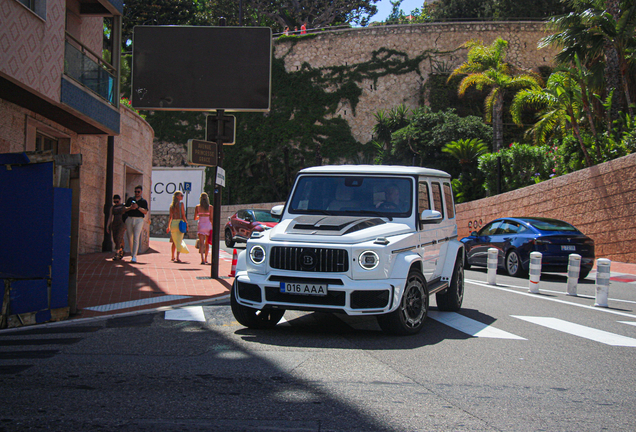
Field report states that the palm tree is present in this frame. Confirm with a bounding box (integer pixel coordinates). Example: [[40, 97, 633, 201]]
[[510, 71, 594, 167], [442, 138, 489, 202], [372, 104, 410, 163], [448, 38, 543, 152], [541, 0, 636, 121]]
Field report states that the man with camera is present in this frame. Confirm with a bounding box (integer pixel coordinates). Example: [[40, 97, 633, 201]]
[[124, 185, 148, 263]]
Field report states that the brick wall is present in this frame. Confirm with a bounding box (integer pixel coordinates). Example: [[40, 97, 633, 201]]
[[456, 153, 636, 263]]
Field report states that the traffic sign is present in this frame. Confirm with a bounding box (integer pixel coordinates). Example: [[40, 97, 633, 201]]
[[206, 114, 236, 145], [183, 182, 192, 192], [187, 139, 218, 166]]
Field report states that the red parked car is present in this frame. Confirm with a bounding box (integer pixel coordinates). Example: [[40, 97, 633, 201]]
[[224, 209, 280, 247]]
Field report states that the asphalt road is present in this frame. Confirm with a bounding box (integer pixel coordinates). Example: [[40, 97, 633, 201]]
[[1, 268, 635, 431]]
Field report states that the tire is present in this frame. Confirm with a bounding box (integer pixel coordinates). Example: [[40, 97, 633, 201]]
[[377, 268, 429, 335], [505, 249, 526, 277], [579, 268, 591, 280], [225, 229, 235, 248], [230, 281, 285, 329], [436, 255, 464, 311], [464, 250, 471, 270]]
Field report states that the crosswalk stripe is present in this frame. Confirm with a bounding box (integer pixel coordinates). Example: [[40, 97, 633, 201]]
[[428, 311, 526, 340], [164, 306, 206, 322], [512, 316, 636, 347]]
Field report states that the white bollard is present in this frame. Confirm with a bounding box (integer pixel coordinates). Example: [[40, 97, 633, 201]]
[[528, 251, 542, 293], [487, 248, 498, 285], [566, 254, 581, 296], [594, 258, 611, 307]]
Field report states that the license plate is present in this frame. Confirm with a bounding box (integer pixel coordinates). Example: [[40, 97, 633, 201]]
[[561, 245, 576, 251], [280, 282, 327, 296]]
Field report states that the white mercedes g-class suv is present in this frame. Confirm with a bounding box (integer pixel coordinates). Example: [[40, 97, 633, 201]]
[[231, 165, 464, 335]]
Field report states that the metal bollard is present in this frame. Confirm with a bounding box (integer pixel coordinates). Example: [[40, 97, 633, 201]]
[[594, 258, 611, 307], [487, 248, 498, 285], [566, 254, 581, 296], [528, 251, 542, 293]]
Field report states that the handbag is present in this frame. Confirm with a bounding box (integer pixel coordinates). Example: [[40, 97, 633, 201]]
[[179, 220, 187, 233]]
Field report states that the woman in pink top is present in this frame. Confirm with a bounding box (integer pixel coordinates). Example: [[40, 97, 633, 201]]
[[194, 192, 213, 264]]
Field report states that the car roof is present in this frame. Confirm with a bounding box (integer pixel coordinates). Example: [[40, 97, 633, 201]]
[[299, 165, 451, 178]]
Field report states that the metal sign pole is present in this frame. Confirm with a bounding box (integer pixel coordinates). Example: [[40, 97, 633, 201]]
[[211, 109, 224, 279]]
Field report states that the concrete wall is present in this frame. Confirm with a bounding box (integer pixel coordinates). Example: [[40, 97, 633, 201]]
[[275, 22, 557, 143], [456, 153, 636, 264]]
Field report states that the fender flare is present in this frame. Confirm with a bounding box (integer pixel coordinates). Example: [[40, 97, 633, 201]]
[[439, 240, 464, 281], [389, 251, 423, 280]]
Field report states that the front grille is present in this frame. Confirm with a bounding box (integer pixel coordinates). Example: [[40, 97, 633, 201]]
[[270, 247, 349, 272], [351, 290, 390, 309], [265, 287, 346, 306]]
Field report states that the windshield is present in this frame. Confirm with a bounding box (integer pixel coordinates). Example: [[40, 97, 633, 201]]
[[525, 218, 579, 232], [253, 210, 279, 222], [289, 175, 413, 218]]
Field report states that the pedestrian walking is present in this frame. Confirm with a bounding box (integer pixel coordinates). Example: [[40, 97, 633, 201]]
[[194, 192, 212, 265], [107, 194, 126, 260], [124, 185, 148, 263], [301, 22, 307, 34], [166, 190, 189, 263]]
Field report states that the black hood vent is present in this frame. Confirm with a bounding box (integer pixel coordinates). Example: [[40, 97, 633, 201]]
[[287, 216, 386, 236]]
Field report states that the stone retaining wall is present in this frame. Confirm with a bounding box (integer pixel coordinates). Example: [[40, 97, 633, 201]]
[[275, 22, 557, 143]]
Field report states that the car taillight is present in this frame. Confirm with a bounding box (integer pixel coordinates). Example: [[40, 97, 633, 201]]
[[531, 238, 551, 245]]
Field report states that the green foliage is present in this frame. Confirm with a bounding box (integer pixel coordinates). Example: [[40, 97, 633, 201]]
[[223, 58, 372, 204], [426, 73, 485, 116], [246, 0, 378, 30], [478, 143, 554, 195], [380, 108, 493, 178], [442, 138, 489, 202], [431, 0, 571, 20], [449, 37, 544, 152]]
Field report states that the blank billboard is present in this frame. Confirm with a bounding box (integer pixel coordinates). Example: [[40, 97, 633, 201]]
[[132, 26, 271, 111]]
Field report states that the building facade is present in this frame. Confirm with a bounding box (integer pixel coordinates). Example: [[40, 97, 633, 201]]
[[0, 0, 154, 256]]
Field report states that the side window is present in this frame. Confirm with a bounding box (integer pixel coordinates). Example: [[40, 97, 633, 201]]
[[479, 221, 503, 236], [443, 183, 455, 219], [431, 182, 444, 218], [418, 182, 430, 212], [237, 210, 246, 220]]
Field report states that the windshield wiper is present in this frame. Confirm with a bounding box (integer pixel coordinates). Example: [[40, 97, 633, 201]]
[[357, 210, 393, 221]]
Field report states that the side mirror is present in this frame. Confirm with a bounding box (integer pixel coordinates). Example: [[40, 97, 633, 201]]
[[471, 231, 478, 236], [244, 215, 253, 222], [420, 209, 443, 224], [271, 205, 284, 217]]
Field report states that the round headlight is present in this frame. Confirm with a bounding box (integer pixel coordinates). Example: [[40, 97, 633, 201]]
[[249, 245, 266, 264], [358, 251, 379, 270]]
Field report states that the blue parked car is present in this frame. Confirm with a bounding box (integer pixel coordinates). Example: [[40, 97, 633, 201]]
[[461, 217, 595, 279]]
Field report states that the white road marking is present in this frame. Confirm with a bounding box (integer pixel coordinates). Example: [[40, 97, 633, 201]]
[[428, 311, 526, 340], [164, 306, 206, 322], [85, 295, 192, 312], [278, 316, 290, 326], [512, 316, 636, 347], [466, 279, 636, 320], [619, 321, 636, 327]]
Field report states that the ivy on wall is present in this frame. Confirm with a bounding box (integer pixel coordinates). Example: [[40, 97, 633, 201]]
[[222, 42, 463, 204], [146, 38, 468, 205]]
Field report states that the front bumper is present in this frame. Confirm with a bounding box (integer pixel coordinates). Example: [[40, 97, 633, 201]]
[[234, 271, 406, 316]]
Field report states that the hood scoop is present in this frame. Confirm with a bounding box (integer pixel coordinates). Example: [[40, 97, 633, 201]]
[[287, 215, 386, 236]]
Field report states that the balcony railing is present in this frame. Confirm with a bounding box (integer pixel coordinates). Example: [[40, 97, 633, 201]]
[[64, 31, 116, 106]]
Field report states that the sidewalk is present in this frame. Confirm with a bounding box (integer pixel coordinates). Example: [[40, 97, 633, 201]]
[[75, 239, 234, 320]]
